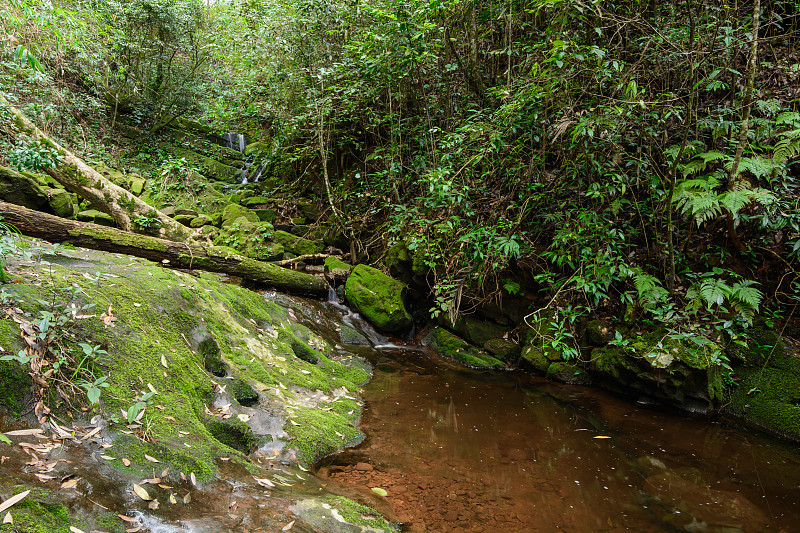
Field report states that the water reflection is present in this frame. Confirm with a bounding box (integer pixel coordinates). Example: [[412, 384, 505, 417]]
[[320, 348, 800, 532]]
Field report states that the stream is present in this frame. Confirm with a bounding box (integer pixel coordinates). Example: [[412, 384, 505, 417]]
[[273, 292, 800, 533], [1, 287, 799, 533]]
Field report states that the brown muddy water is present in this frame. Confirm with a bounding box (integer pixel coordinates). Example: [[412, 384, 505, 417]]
[[318, 346, 800, 532], [266, 294, 800, 533]]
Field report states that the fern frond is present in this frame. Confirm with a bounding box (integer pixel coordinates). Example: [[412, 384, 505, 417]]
[[699, 278, 730, 308], [733, 156, 777, 179], [774, 133, 800, 164], [681, 151, 728, 178], [776, 112, 800, 126]]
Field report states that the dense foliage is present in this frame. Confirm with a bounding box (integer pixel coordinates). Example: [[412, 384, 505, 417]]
[[2, 0, 800, 365]]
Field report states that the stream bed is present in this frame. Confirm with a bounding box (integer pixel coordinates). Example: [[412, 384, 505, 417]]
[[274, 294, 800, 533]]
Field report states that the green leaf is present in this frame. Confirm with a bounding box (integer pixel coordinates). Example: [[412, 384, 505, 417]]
[[371, 487, 388, 497], [0, 434, 10, 445], [87, 387, 101, 405]]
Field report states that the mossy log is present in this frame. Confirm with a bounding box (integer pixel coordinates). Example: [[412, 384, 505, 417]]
[[0, 94, 189, 240], [0, 201, 330, 296]]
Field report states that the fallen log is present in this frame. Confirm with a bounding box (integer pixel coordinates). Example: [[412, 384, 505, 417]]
[[0, 95, 189, 240], [0, 201, 330, 296]]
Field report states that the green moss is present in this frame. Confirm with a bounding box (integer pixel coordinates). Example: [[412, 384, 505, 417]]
[[67, 227, 169, 252], [273, 230, 323, 256], [725, 353, 800, 441], [324, 256, 352, 272], [230, 377, 259, 406], [220, 203, 260, 226], [422, 327, 505, 369], [329, 496, 398, 532], [344, 265, 412, 332], [205, 417, 255, 453], [284, 406, 363, 465]]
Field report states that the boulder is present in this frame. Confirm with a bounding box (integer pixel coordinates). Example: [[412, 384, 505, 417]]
[[45, 188, 78, 218], [220, 204, 259, 227], [345, 264, 412, 333], [422, 327, 505, 369], [274, 230, 323, 256], [190, 214, 213, 228], [0, 165, 51, 211], [76, 209, 116, 227]]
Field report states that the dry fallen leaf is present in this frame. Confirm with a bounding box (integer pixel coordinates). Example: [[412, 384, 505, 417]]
[[148, 499, 159, 510], [2, 512, 11, 525], [0, 491, 29, 514], [161, 354, 168, 368], [144, 454, 160, 463], [282, 520, 295, 531], [117, 514, 137, 523], [190, 472, 196, 486], [183, 493, 191, 504], [132, 484, 151, 501], [169, 493, 177, 505], [69, 526, 85, 533], [122, 458, 131, 467], [61, 479, 79, 490]]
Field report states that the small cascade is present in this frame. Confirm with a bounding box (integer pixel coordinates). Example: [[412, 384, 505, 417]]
[[222, 132, 255, 185], [327, 284, 339, 304]]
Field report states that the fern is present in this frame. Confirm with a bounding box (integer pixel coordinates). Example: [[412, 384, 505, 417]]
[[728, 280, 763, 325], [633, 271, 668, 309], [686, 277, 763, 324], [673, 174, 724, 226], [681, 150, 728, 178], [776, 112, 800, 126], [774, 129, 800, 165]]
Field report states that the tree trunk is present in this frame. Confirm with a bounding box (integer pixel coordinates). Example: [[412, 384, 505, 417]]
[[0, 201, 330, 296], [725, 0, 760, 253], [0, 95, 189, 241]]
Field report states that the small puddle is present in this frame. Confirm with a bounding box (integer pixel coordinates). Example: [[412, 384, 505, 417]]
[[317, 347, 800, 532]]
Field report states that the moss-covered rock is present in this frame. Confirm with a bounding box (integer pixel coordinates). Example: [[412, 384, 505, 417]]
[[273, 230, 324, 256], [344, 265, 412, 333], [213, 220, 283, 261], [422, 327, 505, 369], [484, 338, 520, 361], [220, 203, 259, 226], [725, 350, 800, 441], [583, 319, 613, 346], [76, 209, 116, 227], [44, 188, 78, 219], [0, 165, 52, 212], [452, 315, 506, 346], [0, 239, 372, 477]]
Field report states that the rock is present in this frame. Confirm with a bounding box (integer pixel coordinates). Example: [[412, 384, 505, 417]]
[[214, 220, 284, 261], [452, 315, 506, 346], [253, 208, 277, 222], [339, 325, 369, 345], [644, 471, 770, 532], [325, 256, 353, 279], [45, 188, 78, 218], [290, 498, 392, 533], [230, 378, 259, 406], [292, 217, 307, 225], [583, 319, 613, 346], [520, 345, 552, 373], [190, 214, 213, 228], [161, 206, 176, 217], [241, 196, 273, 207], [220, 204, 259, 226], [354, 462, 373, 471], [724, 349, 800, 441], [484, 338, 520, 361], [274, 230, 323, 256], [174, 214, 195, 226], [174, 208, 199, 217], [0, 165, 51, 211], [129, 176, 146, 196], [422, 327, 505, 369], [345, 264, 412, 333], [76, 209, 116, 227], [92, 162, 127, 187]]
